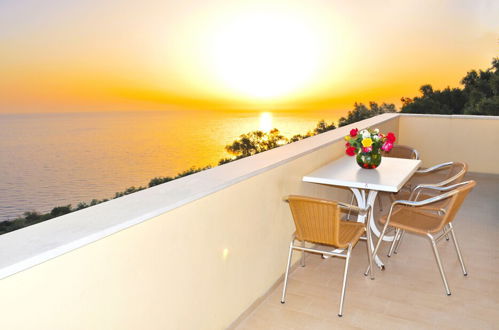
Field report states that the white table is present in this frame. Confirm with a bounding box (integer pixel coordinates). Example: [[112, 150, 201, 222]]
[[303, 156, 422, 269]]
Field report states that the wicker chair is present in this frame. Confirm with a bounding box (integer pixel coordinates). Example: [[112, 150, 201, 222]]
[[366, 180, 476, 295], [281, 196, 373, 317], [382, 144, 420, 160], [388, 162, 468, 256]]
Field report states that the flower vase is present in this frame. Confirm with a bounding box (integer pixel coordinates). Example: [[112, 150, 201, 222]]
[[356, 150, 382, 169]]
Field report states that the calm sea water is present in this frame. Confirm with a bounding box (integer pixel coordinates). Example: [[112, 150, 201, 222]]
[[0, 109, 346, 220]]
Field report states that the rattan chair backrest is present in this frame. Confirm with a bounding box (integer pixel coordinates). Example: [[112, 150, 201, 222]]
[[383, 145, 419, 160], [417, 180, 476, 232], [287, 195, 341, 247], [444, 162, 468, 184], [441, 180, 476, 226], [430, 162, 468, 203]]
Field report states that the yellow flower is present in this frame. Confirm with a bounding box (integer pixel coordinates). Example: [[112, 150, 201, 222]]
[[344, 135, 351, 141], [361, 138, 373, 147]]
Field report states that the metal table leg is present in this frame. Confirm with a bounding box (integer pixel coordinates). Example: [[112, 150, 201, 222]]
[[350, 188, 395, 270]]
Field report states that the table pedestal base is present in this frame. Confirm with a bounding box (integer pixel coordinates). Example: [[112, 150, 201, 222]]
[[351, 188, 395, 270]]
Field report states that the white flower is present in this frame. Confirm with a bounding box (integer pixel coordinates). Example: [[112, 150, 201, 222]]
[[374, 128, 379, 134], [373, 134, 380, 140], [361, 130, 370, 139]]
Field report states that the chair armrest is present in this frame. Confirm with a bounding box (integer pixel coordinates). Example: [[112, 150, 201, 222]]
[[392, 191, 452, 209], [410, 176, 469, 201], [419, 181, 470, 192], [337, 202, 371, 215], [412, 180, 471, 196], [415, 162, 453, 174], [283, 196, 370, 215], [393, 181, 471, 208]]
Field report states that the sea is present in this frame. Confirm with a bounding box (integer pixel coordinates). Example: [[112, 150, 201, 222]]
[[0, 108, 347, 220]]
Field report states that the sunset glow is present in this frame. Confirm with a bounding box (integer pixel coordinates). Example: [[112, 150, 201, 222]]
[[0, 0, 497, 113], [207, 10, 324, 99]]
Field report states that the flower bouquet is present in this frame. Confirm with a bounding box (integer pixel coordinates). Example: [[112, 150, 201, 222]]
[[344, 128, 396, 169]]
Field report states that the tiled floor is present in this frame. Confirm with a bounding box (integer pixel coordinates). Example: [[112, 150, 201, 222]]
[[234, 173, 499, 329]]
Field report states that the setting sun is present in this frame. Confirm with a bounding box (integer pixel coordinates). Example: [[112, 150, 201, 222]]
[[207, 10, 325, 99]]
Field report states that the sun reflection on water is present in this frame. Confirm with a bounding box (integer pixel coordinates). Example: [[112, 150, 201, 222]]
[[259, 112, 273, 132]]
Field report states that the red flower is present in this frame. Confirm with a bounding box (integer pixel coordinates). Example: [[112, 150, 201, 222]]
[[382, 142, 393, 152], [346, 146, 356, 156], [386, 132, 396, 143], [350, 128, 358, 137]]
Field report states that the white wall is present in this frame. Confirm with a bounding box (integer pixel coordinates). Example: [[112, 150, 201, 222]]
[[398, 114, 499, 174], [0, 114, 399, 329]]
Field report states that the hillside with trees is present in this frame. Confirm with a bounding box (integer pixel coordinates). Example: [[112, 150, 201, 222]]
[[2, 57, 496, 234], [401, 58, 498, 116]]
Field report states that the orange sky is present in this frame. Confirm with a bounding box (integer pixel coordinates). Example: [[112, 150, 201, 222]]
[[0, 0, 497, 114]]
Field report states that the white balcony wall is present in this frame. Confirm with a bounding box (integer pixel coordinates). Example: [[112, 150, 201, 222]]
[[398, 114, 499, 174], [0, 114, 399, 330]]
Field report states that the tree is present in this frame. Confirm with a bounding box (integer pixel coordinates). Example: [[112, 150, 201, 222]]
[[149, 176, 174, 187], [402, 57, 498, 116], [313, 120, 336, 134], [461, 58, 499, 115], [225, 128, 288, 158], [50, 205, 72, 217], [338, 102, 397, 127], [420, 84, 434, 97], [290, 120, 336, 142]]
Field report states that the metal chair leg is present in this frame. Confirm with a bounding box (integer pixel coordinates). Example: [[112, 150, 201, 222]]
[[338, 243, 352, 317], [428, 234, 451, 296], [448, 223, 468, 276], [443, 225, 450, 241], [281, 242, 294, 303], [346, 193, 355, 220], [439, 216, 449, 241], [393, 230, 405, 254], [300, 241, 306, 267], [365, 227, 374, 280], [387, 228, 400, 257]]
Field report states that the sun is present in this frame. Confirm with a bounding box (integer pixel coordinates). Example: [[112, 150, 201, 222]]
[[207, 11, 324, 100]]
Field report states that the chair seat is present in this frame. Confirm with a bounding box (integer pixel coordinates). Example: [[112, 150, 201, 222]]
[[338, 221, 365, 248], [380, 207, 443, 234]]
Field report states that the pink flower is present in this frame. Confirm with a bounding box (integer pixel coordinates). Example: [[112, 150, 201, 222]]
[[382, 142, 393, 152], [350, 128, 358, 137], [386, 132, 396, 143], [346, 146, 356, 156], [362, 146, 372, 153]]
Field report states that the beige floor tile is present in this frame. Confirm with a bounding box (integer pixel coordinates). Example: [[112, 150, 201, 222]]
[[234, 173, 499, 329]]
